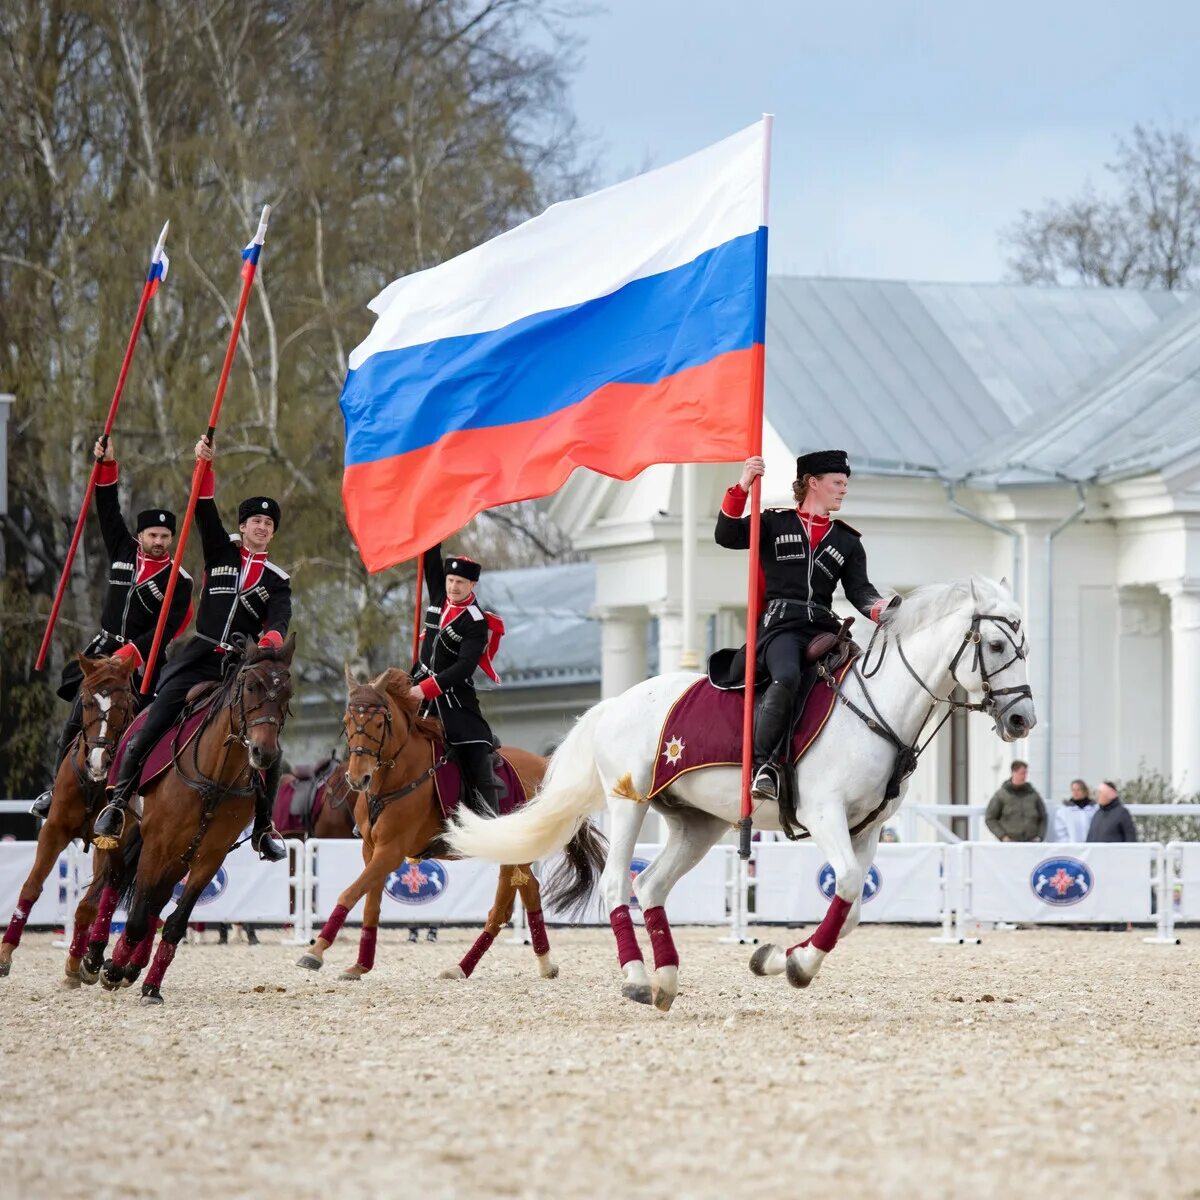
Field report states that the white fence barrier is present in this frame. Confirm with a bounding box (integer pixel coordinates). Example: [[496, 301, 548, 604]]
[[0, 836, 1191, 945]]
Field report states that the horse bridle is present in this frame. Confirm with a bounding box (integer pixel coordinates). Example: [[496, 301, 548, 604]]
[[73, 683, 137, 786], [345, 694, 446, 825], [226, 659, 292, 750]]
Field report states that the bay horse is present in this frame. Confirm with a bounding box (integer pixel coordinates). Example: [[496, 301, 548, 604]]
[[449, 578, 1036, 1011], [296, 667, 606, 982], [96, 635, 296, 1003], [0, 653, 140, 985]]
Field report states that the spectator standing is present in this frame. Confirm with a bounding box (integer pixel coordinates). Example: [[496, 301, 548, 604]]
[[985, 760, 1047, 842], [1086, 782, 1138, 843], [1052, 779, 1098, 842]]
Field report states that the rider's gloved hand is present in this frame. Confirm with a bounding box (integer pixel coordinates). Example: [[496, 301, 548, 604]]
[[871, 595, 902, 623], [112, 643, 143, 666], [258, 631, 283, 650]]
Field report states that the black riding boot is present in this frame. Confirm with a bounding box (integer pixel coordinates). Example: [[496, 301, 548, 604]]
[[92, 717, 160, 849], [251, 759, 287, 862], [459, 746, 503, 818], [751, 682, 794, 802]]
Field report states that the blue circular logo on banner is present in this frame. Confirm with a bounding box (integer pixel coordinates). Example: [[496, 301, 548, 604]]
[[1031, 856, 1093, 906], [173, 867, 228, 907], [385, 860, 448, 905], [628, 857, 651, 910], [818, 862, 881, 904]]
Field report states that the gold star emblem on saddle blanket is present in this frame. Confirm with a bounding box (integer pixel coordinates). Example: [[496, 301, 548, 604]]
[[662, 736, 686, 766]]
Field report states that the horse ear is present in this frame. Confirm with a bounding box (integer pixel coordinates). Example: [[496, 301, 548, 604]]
[[344, 662, 357, 689], [76, 652, 94, 675], [369, 668, 391, 690], [969, 577, 983, 607], [999, 575, 1011, 596], [281, 632, 297, 664]]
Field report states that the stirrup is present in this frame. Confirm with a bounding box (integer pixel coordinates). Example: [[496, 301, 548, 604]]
[[252, 825, 287, 862], [750, 764, 780, 802], [30, 790, 53, 819], [92, 800, 127, 850]]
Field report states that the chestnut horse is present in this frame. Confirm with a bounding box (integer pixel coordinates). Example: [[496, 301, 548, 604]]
[[96, 636, 296, 1004], [296, 668, 606, 982], [0, 653, 140, 985]]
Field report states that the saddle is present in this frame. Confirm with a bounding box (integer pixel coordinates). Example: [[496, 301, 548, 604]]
[[185, 680, 221, 705], [804, 616, 857, 670], [107, 689, 222, 793], [275, 757, 341, 834], [432, 746, 526, 823]]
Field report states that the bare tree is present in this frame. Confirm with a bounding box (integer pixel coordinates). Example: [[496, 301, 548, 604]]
[[1003, 123, 1200, 289]]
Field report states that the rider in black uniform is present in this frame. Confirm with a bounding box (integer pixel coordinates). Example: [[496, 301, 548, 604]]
[[710, 450, 899, 802], [410, 544, 505, 816], [32, 436, 192, 817], [92, 436, 291, 860]]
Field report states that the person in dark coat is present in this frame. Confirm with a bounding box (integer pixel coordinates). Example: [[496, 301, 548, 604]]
[[31, 436, 193, 817], [410, 544, 505, 816], [709, 450, 899, 801], [1086, 781, 1138, 843], [93, 436, 291, 860], [985, 760, 1047, 842]]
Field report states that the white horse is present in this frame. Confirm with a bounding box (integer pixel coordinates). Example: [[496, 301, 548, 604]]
[[449, 577, 1036, 1011]]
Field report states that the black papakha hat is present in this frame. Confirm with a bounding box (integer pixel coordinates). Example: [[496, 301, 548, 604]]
[[136, 508, 177, 534], [238, 496, 281, 529], [796, 449, 851, 478], [443, 554, 481, 583]]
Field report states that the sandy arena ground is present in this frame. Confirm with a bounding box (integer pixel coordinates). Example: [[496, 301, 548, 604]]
[[1, 925, 1197, 1199]]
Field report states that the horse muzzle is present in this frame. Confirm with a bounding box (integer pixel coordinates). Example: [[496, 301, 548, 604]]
[[998, 700, 1037, 742], [248, 743, 281, 771]]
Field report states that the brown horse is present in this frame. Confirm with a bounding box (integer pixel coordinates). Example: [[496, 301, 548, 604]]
[[0, 653, 140, 985], [96, 636, 296, 1004], [296, 667, 606, 982]]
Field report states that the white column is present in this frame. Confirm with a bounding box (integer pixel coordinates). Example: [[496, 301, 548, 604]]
[[651, 602, 684, 677], [595, 606, 648, 699], [1115, 587, 1168, 782], [680, 463, 699, 669], [1164, 583, 1200, 793]]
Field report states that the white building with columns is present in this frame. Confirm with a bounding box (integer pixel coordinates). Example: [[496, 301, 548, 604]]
[[548, 277, 1200, 818]]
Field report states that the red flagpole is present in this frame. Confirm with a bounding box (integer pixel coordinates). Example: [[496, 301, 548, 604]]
[[410, 556, 425, 664], [35, 221, 171, 672], [139, 205, 271, 694], [738, 115, 773, 860]]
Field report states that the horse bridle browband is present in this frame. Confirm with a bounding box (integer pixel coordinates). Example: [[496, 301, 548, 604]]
[[72, 684, 137, 789], [345, 695, 446, 825]]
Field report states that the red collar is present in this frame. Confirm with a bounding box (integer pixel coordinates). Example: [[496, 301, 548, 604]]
[[441, 592, 477, 625], [134, 548, 171, 585], [796, 510, 832, 546], [240, 546, 269, 590]]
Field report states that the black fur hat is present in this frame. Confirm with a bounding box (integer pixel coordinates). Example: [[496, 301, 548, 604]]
[[443, 554, 481, 582], [238, 496, 281, 529], [135, 508, 177, 534], [796, 449, 851, 478]]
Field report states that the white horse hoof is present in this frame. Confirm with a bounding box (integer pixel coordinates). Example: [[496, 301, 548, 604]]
[[621, 981, 653, 1005], [440, 966, 467, 981], [536, 954, 559, 980], [785, 944, 824, 989], [749, 944, 786, 976], [651, 965, 678, 1012], [296, 953, 323, 971], [338, 970, 364, 982]]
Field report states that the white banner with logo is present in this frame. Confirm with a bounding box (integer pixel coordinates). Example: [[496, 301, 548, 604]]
[[0, 843, 73, 926], [753, 842, 946, 924], [967, 842, 1156, 923], [309, 839, 502, 923], [1173, 842, 1200, 920], [159, 841, 293, 924]]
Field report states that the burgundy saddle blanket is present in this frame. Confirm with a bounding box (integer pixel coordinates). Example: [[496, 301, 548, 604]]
[[107, 694, 219, 792], [274, 761, 341, 836], [648, 659, 853, 800], [433, 746, 527, 821]]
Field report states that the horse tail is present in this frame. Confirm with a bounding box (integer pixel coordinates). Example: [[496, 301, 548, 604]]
[[543, 816, 608, 920], [115, 825, 144, 912], [447, 700, 610, 865]]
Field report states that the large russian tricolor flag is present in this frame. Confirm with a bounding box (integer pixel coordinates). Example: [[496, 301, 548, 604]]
[[340, 119, 770, 572]]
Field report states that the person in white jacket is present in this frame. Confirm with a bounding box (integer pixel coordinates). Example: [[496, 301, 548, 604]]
[[1052, 779, 1098, 842]]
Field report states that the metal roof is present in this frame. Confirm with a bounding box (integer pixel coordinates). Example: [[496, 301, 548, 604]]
[[765, 277, 1194, 476], [479, 561, 598, 686], [961, 301, 1200, 484]]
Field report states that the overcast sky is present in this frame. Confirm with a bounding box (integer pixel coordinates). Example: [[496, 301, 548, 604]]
[[567, 0, 1200, 281]]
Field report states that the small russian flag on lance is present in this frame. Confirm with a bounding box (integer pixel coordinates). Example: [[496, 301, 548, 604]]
[[146, 220, 170, 297], [241, 206, 270, 280]]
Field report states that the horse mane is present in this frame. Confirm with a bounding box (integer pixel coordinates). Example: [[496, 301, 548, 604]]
[[82, 655, 137, 693], [884, 578, 1000, 639], [349, 669, 443, 741]]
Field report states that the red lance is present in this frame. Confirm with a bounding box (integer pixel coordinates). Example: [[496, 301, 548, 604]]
[[35, 221, 171, 672], [139, 205, 272, 695]]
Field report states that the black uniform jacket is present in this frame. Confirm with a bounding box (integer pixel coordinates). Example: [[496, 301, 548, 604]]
[[708, 485, 886, 689], [411, 545, 494, 746], [188, 464, 292, 650], [57, 463, 193, 699]]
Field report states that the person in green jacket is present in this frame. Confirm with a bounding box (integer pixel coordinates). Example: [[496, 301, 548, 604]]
[[985, 760, 1047, 841]]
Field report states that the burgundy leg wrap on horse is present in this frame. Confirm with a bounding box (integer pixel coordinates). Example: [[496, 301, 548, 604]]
[[526, 908, 551, 957], [88, 886, 119, 945], [69, 920, 89, 959], [110, 932, 133, 968], [789, 894, 853, 956], [642, 906, 679, 969], [130, 929, 156, 969], [609, 905, 643, 967], [144, 939, 177, 989], [356, 926, 378, 971], [2, 898, 34, 948], [319, 903, 350, 945], [458, 930, 495, 978]]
